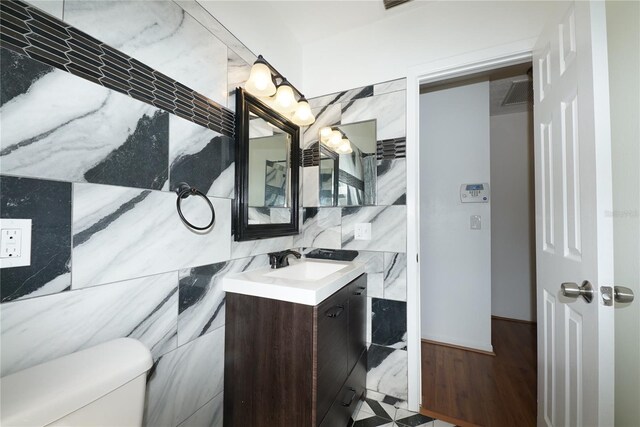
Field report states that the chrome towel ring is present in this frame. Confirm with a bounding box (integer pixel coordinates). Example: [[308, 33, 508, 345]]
[[175, 182, 215, 231]]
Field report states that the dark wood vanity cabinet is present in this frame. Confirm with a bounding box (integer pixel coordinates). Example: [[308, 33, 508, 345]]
[[224, 274, 367, 427]]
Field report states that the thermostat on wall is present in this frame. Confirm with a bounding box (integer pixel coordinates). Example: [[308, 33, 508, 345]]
[[460, 183, 490, 203]]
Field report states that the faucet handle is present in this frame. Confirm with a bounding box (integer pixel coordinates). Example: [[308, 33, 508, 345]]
[[267, 252, 279, 269]]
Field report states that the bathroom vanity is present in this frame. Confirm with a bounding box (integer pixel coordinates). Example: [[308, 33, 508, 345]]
[[223, 259, 366, 426]]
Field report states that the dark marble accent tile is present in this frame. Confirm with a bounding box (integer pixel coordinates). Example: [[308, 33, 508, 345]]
[[0, 47, 54, 105], [84, 110, 169, 189], [372, 299, 407, 348], [0, 175, 71, 302], [395, 413, 435, 426], [353, 416, 394, 427], [364, 398, 395, 420]]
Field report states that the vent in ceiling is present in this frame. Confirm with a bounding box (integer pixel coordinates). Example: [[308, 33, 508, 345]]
[[502, 79, 533, 106], [384, 0, 412, 10]]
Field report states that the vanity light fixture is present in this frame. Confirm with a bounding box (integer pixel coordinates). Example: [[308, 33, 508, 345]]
[[245, 56, 276, 97], [328, 130, 343, 147], [336, 137, 353, 154], [244, 55, 315, 126]]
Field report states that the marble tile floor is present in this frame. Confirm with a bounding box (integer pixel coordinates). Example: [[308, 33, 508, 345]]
[[350, 399, 457, 427]]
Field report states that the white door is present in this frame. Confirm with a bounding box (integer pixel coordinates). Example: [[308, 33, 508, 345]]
[[534, 1, 614, 426]]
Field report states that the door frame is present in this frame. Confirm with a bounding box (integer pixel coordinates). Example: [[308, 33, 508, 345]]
[[405, 39, 536, 412]]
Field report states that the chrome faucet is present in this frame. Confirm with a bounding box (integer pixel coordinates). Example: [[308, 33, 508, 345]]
[[268, 250, 302, 269]]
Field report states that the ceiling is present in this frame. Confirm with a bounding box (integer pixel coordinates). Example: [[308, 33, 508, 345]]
[[219, 0, 431, 46]]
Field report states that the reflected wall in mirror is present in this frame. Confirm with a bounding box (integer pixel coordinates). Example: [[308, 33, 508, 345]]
[[308, 120, 377, 207], [235, 89, 300, 241]]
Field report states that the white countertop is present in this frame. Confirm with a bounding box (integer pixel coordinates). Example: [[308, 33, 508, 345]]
[[222, 259, 365, 306]]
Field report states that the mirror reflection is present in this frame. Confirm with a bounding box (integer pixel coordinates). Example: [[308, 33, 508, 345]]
[[248, 114, 292, 224], [315, 120, 377, 206]]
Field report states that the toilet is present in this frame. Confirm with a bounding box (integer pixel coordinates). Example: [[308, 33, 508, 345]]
[[0, 338, 153, 427]]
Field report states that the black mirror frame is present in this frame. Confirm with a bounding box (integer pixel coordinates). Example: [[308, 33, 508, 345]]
[[234, 88, 300, 241]]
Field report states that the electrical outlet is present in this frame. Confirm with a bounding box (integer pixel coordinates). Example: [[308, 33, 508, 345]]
[[354, 223, 372, 240], [0, 219, 32, 268]]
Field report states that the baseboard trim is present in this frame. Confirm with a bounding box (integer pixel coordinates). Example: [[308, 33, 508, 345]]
[[419, 407, 482, 427], [421, 339, 496, 357], [491, 315, 537, 325]]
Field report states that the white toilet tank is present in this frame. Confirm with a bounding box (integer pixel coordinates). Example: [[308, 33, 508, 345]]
[[1, 338, 153, 427]]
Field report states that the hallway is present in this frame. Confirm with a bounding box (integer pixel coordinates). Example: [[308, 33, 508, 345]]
[[420, 318, 537, 426]]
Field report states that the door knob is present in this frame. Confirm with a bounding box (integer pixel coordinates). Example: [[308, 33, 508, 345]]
[[614, 286, 634, 303], [561, 281, 594, 303]]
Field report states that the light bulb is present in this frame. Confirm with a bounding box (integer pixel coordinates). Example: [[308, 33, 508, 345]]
[[337, 138, 353, 154], [328, 130, 342, 147], [292, 98, 315, 126], [319, 127, 333, 143], [245, 61, 276, 97], [274, 82, 297, 114]]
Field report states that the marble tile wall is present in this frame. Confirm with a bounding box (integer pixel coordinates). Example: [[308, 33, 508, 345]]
[[302, 79, 409, 402], [0, 2, 282, 426]]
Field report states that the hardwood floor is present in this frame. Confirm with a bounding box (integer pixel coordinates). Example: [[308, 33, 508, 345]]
[[420, 318, 537, 427]]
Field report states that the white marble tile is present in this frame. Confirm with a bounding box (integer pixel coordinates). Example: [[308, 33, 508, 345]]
[[227, 49, 252, 112], [177, 392, 223, 427], [303, 166, 320, 207], [342, 91, 406, 140], [0, 272, 178, 377], [342, 206, 406, 253], [64, 0, 228, 106], [230, 235, 294, 260], [367, 273, 384, 299], [308, 85, 374, 110], [367, 345, 408, 400], [303, 103, 342, 146], [0, 65, 167, 188], [169, 115, 235, 199], [377, 159, 407, 206], [178, 256, 268, 346], [144, 327, 225, 426], [72, 183, 231, 288], [384, 253, 407, 302], [25, 0, 63, 18], [432, 420, 457, 427], [294, 207, 342, 249], [374, 79, 407, 96], [174, 0, 257, 66]]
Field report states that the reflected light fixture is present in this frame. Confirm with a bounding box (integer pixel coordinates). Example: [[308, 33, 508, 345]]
[[337, 137, 353, 154], [245, 55, 276, 97], [328, 130, 343, 147], [319, 127, 333, 143], [243, 55, 315, 126]]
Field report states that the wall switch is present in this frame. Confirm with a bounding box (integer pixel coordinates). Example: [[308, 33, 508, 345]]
[[354, 223, 372, 240], [470, 215, 482, 230], [0, 219, 32, 268]]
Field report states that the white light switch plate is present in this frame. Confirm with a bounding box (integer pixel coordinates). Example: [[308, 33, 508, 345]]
[[354, 223, 372, 240], [470, 215, 482, 230], [0, 219, 32, 268]]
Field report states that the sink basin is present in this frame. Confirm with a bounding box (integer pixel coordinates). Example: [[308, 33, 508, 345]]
[[264, 261, 347, 281], [222, 258, 365, 306]]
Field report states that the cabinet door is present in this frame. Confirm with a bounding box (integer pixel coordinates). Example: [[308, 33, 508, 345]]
[[316, 288, 349, 424], [348, 274, 367, 372]]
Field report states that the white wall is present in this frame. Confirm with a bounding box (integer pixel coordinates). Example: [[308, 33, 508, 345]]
[[606, 1, 640, 426], [302, 1, 567, 97], [420, 81, 492, 352], [490, 111, 536, 322], [198, 1, 303, 87]]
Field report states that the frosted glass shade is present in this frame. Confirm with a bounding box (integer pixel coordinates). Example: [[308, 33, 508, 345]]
[[245, 62, 276, 97], [274, 83, 297, 114], [292, 99, 315, 126], [319, 127, 333, 143]]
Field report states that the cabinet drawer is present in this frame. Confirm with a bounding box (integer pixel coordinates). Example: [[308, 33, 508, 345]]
[[316, 288, 349, 423], [318, 350, 366, 427]]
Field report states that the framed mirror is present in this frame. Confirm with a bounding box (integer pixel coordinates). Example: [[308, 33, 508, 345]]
[[307, 119, 377, 207], [234, 89, 300, 241]]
